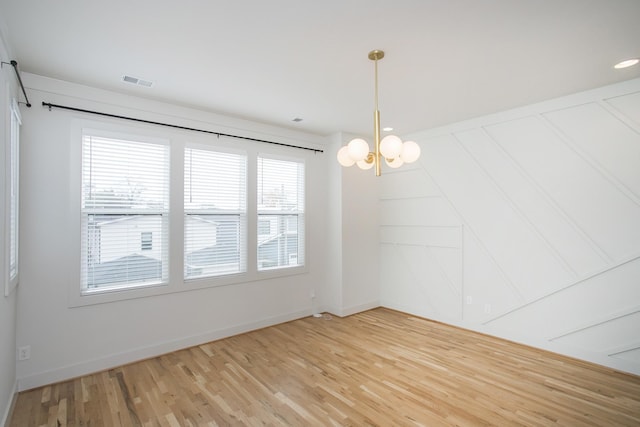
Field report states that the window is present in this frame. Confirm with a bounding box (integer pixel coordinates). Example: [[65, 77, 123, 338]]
[[73, 120, 309, 305], [5, 99, 21, 295], [81, 132, 169, 293], [257, 156, 304, 270], [140, 232, 153, 251], [258, 219, 272, 236], [184, 147, 246, 279]]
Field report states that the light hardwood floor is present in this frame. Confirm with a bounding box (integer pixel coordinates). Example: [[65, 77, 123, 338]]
[[9, 308, 640, 426]]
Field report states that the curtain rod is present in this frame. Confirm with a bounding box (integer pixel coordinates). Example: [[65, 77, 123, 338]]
[[42, 102, 324, 153], [1, 60, 32, 107]]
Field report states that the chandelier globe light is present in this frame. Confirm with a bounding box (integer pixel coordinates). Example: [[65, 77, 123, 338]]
[[337, 50, 420, 176]]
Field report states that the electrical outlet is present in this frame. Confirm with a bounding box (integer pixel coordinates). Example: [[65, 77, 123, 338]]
[[466, 296, 472, 305], [310, 290, 316, 299], [484, 304, 491, 314], [18, 345, 31, 361]]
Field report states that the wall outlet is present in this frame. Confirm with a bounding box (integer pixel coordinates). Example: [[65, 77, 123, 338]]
[[484, 304, 491, 314], [466, 296, 472, 305], [310, 290, 316, 299], [18, 345, 31, 361]]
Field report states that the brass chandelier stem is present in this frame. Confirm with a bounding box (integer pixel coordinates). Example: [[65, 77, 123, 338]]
[[374, 109, 381, 176], [369, 50, 384, 176]]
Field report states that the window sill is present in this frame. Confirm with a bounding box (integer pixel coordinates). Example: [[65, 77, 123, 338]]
[[68, 265, 308, 308]]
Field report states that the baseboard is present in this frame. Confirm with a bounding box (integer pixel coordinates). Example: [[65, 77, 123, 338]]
[[333, 300, 380, 317], [18, 308, 311, 391], [381, 302, 640, 377], [1, 381, 17, 427]]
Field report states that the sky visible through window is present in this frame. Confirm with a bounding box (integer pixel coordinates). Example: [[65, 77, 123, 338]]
[[82, 135, 168, 210]]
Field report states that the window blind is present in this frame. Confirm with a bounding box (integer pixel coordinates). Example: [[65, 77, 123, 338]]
[[81, 134, 169, 291], [257, 156, 305, 270], [8, 99, 21, 285], [184, 147, 247, 279]]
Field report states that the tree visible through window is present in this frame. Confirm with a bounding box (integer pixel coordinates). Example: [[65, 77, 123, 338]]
[[81, 133, 169, 292], [77, 125, 306, 300]]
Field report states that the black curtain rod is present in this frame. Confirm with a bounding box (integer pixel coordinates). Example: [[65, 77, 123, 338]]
[[42, 102, 323, 153], [1, 60, 32, 107]]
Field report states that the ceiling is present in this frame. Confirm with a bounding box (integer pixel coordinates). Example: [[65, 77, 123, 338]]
[[1, 0, 639, 138]]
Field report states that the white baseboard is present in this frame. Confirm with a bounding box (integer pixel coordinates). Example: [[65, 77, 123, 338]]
[[381, 301, 640, 377], [1, 380, 17, 427], [18, 308, 310, 391], [334, 300, 380, 317]]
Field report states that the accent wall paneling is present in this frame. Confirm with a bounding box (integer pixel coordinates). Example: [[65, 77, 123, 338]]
[[606, 91, 640, 125], [455, 127, 604, 277], [544, 102, 640, 201], [484, 116, 640, 262], [379, 166, 463, 323], [421, 132, 576, 301], [379, 78, 640, 375]]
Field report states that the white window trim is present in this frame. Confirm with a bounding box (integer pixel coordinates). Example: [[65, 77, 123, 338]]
[[69, 121, 175, 307], [68, 119, 309, 308]]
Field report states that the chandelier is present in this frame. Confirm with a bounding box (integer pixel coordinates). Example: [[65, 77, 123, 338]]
[[337, 50, 420, 176]]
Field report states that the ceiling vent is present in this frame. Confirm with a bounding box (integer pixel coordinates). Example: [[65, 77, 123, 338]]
[[121, 75, 154, 88]]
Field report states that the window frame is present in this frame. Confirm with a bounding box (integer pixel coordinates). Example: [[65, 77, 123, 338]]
[[68, 119, 309, 308]]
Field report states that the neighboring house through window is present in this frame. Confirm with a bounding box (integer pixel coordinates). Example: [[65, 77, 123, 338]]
[[141, 231, 153, 251], [257, 156, 305, 270], [184, 146, 247, 280], [81, 132, 169, 292], [77, 123, 305, 303]]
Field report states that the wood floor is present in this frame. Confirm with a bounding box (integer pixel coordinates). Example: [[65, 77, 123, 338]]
[[9, 308, 640, 426]]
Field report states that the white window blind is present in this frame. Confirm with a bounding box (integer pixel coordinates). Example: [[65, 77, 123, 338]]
[[257, 156, 304, 270], [81, 133, 169, 292], [184, 147, 246, 279], [6, 99, 21, 293]]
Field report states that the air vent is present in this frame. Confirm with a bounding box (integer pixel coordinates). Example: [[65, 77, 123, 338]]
[[121, 75, 154, 88]]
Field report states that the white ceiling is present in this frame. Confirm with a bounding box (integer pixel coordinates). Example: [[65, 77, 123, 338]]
[[1, 0, 639, 138]]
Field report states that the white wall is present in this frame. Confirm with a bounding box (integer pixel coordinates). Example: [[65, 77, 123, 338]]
[[340, 152, 380, 315], [323, 133, 345, 315], [15, 73, 330, 390], [0, 25, 19, 426], [325, 133, 380, 317], [379, 78, 640, 375]]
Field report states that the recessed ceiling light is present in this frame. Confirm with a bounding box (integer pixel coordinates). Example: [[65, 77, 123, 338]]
[[383, 127, 393, 132], [614, 59, 639, 69]]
